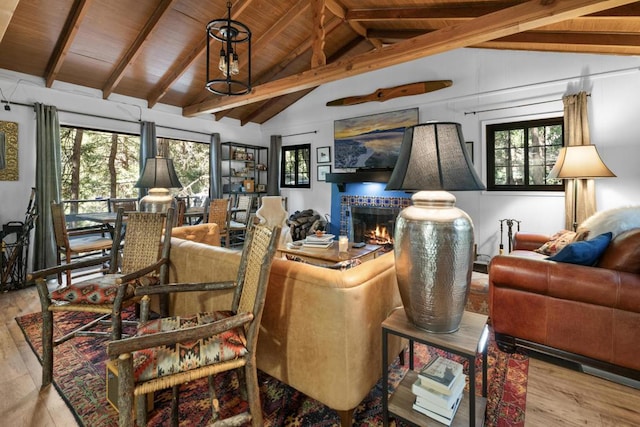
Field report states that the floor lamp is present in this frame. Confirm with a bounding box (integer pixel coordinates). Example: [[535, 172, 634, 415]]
[[547, 145, 616, 231]]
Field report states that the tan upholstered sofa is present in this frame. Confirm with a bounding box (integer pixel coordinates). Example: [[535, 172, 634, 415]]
[[162, 237, 405, 426]]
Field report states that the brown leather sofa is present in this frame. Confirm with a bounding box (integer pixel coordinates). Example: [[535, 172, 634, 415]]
[[160, 237, 405, 426], [489, 229, 640, 380]]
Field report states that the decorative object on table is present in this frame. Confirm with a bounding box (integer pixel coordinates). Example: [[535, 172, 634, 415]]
[[205, 1, 251, 96], [334, 108, 418, 169], [317, 146, 331, 163], [317, 164, 331, 181], [326, 80, 452, 106], [243, 178, 255, 192], [386, 122, 485, 333], [548, 144, 616, 231], [412, 360, 466, 427], [256, 183, 266, 192], [0, 120, 18, 180], [136, 156, 183, 213]]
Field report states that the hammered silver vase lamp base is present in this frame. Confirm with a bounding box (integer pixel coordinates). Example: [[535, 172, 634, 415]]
[[394, 190, 474, 333]]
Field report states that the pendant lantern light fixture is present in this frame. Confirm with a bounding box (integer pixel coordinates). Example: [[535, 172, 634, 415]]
[[206, 1, 251, 96]]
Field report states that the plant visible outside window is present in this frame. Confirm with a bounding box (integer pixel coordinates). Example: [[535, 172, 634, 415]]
[[486, 118, 564, 191], [281, 144, 311, 188], [60, 127, 211, 213]]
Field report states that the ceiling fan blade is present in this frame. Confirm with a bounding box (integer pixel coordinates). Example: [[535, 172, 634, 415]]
[[326, 80, 452, 107]]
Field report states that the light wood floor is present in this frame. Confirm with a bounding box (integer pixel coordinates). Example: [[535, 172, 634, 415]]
[[1, 285, 639, 426]]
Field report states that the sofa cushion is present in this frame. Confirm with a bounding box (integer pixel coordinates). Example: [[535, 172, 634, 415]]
[[534, 229, 576, 255], [576, 206, 640, 240], [548, 232, 612, 266], [597, 229, 640, 274]]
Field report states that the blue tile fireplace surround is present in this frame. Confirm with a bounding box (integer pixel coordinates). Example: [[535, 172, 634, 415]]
[[329, 182, 410, 243]]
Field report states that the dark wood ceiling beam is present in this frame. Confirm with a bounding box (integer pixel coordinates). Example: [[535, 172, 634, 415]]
[[369, 28, 640, 49], [239, 35, 365, 126], [347, 2, 640, 21], [146, 0, 256, 108], [312, 0, 327, 68], [326, 0, 382, 49], [103, 0, 177, 100], [184, 0, 637, 117], [45, 0, 93, 88]]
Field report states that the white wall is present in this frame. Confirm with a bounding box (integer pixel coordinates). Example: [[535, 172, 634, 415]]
[[262, 48, 640, 257], [0, 69, 262, 226]]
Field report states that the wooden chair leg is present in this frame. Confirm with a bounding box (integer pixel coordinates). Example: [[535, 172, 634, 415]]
[[171, 384, 179, 427], [245, 362, 263, 427], [41, 309, 54, 388], [208, 375, 219, 423], [118, 354, 134, 427], [135, 394, 147, 427]]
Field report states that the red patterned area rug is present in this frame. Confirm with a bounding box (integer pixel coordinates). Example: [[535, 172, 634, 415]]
[[16, 310, 527, 426]]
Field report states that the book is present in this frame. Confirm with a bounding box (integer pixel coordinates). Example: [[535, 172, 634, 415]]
[[418, 355, 464, 395], [412, 390, 463, 426], [411, 375, 466, 411], [415, 390, 463, 419]]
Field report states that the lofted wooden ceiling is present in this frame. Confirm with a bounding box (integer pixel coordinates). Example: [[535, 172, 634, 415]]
[[1, 0, 640, 125]]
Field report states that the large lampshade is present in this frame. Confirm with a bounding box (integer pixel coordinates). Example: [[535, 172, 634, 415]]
[[135, 157, 182, 213], [548, 145, 615, 230], [386, 122, 485, 333]]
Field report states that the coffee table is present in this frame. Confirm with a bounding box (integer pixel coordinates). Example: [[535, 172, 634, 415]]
[[278, 241, 382, 265]]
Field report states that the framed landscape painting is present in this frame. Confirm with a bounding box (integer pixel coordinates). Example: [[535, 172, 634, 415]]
[[333, 108, 418, 170]]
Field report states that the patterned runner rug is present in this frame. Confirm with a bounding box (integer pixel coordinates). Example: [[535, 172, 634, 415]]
[[16, 310, 527, 426]]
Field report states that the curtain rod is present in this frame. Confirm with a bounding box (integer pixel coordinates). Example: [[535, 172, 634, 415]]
[[282, 130, 317, 137], [0, 100, 213, 137], [464, 94, 590, 115]]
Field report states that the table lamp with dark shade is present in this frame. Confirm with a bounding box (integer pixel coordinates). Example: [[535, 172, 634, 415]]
[[135, 157, 183, 213], [547, 144, 616, 231], [386, 122, 485, 333]]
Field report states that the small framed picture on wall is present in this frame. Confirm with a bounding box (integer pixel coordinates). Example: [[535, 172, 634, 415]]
[[317, 165, 331, 181], [317, 146, 331, 163]]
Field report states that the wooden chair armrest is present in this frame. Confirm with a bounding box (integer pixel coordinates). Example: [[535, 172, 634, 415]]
[[28, 254, 111, 281], [107, 311, 253, 357], [134, 281, 236, 296]]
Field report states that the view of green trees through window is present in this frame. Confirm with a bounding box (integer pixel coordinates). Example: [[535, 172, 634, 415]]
[[60, 127, 210, 212], [486, 118, 564, 191]]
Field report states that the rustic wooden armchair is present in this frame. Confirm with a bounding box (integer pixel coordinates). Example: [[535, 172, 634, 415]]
[[30, 208, 174, 388], [229, 195, 254, 246], [107, 223, 281, 427], [50, 201, 114, 285], [206, 198, 231, 246]]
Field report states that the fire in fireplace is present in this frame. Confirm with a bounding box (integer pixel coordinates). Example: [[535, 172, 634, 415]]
[[349, 205, 401, 249]]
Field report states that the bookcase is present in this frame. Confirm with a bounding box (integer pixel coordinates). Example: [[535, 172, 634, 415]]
[[382, 309, 489, 427], [221, 142, 268, 201]]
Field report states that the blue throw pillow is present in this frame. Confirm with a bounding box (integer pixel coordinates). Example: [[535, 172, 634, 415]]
[[547, 232, 612, 266]]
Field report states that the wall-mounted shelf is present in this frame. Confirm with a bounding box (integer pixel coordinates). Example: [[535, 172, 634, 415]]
[[325, 168, 393, 192]]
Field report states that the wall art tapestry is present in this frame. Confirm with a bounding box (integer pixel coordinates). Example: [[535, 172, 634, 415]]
[[0, 121, 18, 181], [333, 108, 418, 170]]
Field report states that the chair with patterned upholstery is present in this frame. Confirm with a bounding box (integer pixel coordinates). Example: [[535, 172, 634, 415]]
[[107, 223, 281, 427], [29, 208, 175, 388]]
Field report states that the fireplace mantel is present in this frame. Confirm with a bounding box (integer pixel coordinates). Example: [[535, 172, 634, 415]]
[[325, 168, 393, 191]]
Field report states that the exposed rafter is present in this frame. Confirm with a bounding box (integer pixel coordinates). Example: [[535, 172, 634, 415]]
[[45, 0, 93, 88], [103, 0, 177, 100], [311, 0, 327, 68], [184, 0, 637, 117]]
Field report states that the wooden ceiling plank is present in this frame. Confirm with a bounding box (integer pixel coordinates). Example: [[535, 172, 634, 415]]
[[183, 0, 638, 117], [327, 0, 382, 48], [312, 0, 327, 68], [147, 0, 257, 108], [346, 4, 512, 21], [45, 0, 94, 88], [0, 0, 19, 42], [102, 0, 177, 100]]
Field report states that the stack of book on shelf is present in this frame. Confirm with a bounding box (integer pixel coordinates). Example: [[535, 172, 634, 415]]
[[411, 355, 466, 426]]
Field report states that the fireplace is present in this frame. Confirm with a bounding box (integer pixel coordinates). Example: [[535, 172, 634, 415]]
[[339, 195, 410, 250], [350, 205, 400, 246]]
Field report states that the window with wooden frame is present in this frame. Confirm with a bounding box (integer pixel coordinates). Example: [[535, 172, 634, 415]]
[[281, 144, 311, 188], [486, 117, 564, 191]]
